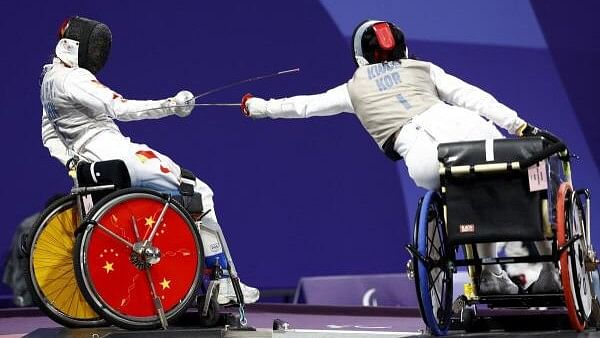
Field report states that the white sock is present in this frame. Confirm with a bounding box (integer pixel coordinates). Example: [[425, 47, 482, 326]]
[[198, 227, 223, 256]]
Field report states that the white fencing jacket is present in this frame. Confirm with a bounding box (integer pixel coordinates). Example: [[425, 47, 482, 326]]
[[251, 59, 525, 151], [41, 58, 177, 165]]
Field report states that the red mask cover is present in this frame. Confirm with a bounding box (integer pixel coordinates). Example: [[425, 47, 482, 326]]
[[372, 22, 396, 63]]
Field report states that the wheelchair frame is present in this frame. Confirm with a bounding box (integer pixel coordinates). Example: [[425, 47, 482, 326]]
[[26, 157, 248, 330], [406, 136, 597, 335]]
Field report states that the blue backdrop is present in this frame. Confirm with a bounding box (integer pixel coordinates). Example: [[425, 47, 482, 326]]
[[0, 0, 598, 299]]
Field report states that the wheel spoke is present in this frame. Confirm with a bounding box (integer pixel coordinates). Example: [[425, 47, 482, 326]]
[[430, 225, 440, 257], [427, 222, 443, 258], [429, 270, 443, 306], [94, 222, 134, 248], [427, 236, 442, 258], [428, 201, 447, 321], [429, 268, 444, 319], [144, 268, 168, 329]]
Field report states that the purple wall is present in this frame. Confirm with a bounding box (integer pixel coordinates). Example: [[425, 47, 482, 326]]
[[0, 1, 406, 295], [0, 0, 598, 301]]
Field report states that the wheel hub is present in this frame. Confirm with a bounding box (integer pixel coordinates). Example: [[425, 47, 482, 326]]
[[130, 241, 161, 269]]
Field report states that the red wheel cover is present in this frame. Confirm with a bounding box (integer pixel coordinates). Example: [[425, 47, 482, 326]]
[[557, 182, 585, 331], [85, 197, 199, 317]]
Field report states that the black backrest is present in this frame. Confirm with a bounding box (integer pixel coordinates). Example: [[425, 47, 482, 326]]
[[438, 138, 548, 245]]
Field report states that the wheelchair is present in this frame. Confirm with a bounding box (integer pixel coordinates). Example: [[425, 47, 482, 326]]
[[26, 158, 248, 330], [406, 135, 597, 335]]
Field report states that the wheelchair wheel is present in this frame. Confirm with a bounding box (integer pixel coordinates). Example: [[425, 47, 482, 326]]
[[557, 182, 593, 331], [413, 191, 453, 336], [74, 188, 203, 330], [25, 195, 105, 327]]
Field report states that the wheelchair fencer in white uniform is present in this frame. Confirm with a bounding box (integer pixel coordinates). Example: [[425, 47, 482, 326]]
[[242, 19, 542, 296], [34, 16, 257, 330], [240, 19, 599, 334]]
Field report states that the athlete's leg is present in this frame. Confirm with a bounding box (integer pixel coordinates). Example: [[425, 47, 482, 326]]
[[530, 241, 561, 292], [80, 133, 259, 303]]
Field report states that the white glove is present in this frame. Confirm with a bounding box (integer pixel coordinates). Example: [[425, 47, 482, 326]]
[[242, 95, 268, 119], [169, 90, 195, 117]]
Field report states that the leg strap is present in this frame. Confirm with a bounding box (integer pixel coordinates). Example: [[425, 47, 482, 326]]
[[179, 168, 204, 216], [179, 168, 196, 196]]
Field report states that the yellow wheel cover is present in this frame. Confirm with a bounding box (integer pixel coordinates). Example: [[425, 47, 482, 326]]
[[32, 204, 98, 320]]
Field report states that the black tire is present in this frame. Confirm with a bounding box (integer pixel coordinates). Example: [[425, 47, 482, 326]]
[[412, 196, 429, 327], [24, 194, 105, 327], [460, 306, 488, 332], [557, 183, 592, 331], [460, 306, 475, 332], [74, 188, 204, 330], [567, 191, 593, 323], [412, 191, 454, 336]]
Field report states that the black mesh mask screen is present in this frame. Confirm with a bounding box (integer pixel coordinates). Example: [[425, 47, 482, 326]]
[[63, 16, 112, 74]]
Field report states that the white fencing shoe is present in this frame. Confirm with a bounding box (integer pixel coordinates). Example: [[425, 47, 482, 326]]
[[217, 278, 260, 305], [479, 269, 519, 295], [529, 263, 562, 293]]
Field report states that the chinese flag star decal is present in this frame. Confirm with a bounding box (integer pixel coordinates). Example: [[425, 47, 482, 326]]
[[144, 216, 156, 227], [159, 277, 171, 290], [102, 261, 114, 273]]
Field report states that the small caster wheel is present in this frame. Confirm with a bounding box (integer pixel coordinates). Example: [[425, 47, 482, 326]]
[[452, 295, 468, 315], [225, 312, 243, 328], [197, 295, 220, 327], [461, 306, 476, 332], [461, 306, 488, 332]]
